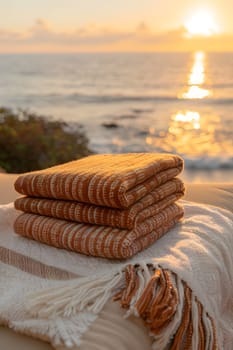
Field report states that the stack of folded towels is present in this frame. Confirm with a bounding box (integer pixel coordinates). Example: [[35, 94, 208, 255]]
[[14, 153, 185, 259]]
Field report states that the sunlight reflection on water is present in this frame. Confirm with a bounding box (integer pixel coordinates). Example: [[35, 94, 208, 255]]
[[145, 51, 233, 167], [148, 111, 223, 156], [189, 51, 205, 85], [179, 51, 211, 99], [172, 111, 200, 129], [181, 85, 210, 99]]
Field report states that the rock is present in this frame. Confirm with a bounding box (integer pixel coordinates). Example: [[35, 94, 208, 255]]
[[101, 122, 119, 129]]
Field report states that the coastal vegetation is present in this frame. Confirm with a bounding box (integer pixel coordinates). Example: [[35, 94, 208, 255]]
[[0, 107, 92, 173]]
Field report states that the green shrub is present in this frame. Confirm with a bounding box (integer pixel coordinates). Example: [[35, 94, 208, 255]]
[[0, 107, 93, 173]]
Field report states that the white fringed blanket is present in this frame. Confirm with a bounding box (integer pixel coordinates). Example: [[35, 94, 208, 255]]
[[0, 201, 233, 349]]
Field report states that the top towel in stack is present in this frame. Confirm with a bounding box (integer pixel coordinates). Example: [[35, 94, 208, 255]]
[[14, 153, 185, 259]]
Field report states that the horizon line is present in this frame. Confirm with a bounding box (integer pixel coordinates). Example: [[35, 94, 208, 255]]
[[1, 50, 233, 55]]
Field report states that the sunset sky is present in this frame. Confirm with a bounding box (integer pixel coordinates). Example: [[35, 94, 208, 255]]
[[1, 0, 233, 53]]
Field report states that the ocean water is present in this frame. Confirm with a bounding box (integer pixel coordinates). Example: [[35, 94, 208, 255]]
[[0, 52, 233, 182]]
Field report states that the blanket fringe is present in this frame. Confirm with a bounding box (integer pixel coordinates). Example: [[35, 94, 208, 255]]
[[27, 263, 217, 349], [27, 272, 124, 318]]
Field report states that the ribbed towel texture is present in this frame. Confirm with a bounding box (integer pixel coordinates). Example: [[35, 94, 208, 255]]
[[15, 178, 184, 229], [14, 153, 184, 259]]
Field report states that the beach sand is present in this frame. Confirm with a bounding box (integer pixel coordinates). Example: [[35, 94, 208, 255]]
[[0, 173, 20, 204]]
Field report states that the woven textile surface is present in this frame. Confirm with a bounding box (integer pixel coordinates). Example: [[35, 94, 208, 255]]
[[1, 202, 233, 349], [14, 153, 183, 208], [14, 203, 183, 259], [15, 178, 184, 229]]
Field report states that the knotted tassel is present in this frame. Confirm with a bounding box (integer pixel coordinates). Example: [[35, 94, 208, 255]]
[[26, 263, 218, 349], [114, 264, 218, 350]]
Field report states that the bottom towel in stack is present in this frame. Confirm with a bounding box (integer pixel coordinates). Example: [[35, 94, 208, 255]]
[[14, 203, 183, 259], [14, 153, 185, 259]]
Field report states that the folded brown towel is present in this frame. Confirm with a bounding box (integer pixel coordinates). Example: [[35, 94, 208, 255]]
[[15, 178, 184, 229], [14, 153, 183, 208], [14, 203, 183, 259]]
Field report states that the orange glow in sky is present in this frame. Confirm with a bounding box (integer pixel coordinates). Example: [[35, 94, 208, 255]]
[[0, 1, 232, 53]]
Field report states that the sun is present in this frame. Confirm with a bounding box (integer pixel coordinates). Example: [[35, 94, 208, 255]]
[[185, 10, 219, 37]]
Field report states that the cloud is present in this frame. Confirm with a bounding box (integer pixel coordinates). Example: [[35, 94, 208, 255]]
[[136, 22, 151, 35], [0, 29, 25, 40], [0, 20, 136, 51], [0, 20, 232, 52]]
